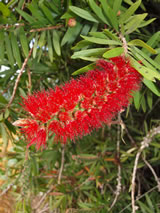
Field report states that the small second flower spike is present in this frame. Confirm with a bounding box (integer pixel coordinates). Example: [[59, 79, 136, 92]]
[[14, 56, 142, 150]]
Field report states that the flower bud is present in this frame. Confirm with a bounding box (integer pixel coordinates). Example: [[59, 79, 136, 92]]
[[67, 18, 76, 27]]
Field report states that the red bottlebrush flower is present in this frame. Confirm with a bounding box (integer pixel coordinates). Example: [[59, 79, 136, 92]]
[[13, 119, 47, 150], [15, 56, 142, 149]]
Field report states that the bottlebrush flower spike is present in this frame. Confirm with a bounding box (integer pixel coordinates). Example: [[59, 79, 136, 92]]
[[15, 56, 142, 150]]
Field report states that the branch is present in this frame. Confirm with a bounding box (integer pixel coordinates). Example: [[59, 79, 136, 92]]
[[58, 144, 65, 184], [142, 157, 160, 192], [131, 126, 160, 213], [109, 113, 122, 210], [30, 24, 63, 32], [6, 47, 33, 108], [0, 24, 63, 32]]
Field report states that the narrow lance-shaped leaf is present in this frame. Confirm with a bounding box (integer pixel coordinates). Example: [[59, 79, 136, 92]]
[[16, 8, 36, 23], [61, 22, 82, 46], [131, 46, 160, 71], [103, 47, 124, 58], [47, 30, 54, 62], [125, 13, 147, 35], [5, 32, 15, 67], [38, 31, 46, 48], [81, 35, 121, 45], [0, 2, 10, 17], [0, 31, 4, 61], [71, 48, 107, 59], [147, 90, 153, 109], [33, 33, 39, 58], [131, 57, 160, 81], [53, 30, 61, 56], [133, 91, 141, 110], [69, 6, 99, 23], [19, 27, 29, 58], [113, 0, 122, 14], [11, 32, 22, 68], [88, 0, 109, 24], [100, 0, 119, 31], [128, 39, 156, 54], [119, 0, 141, 23], [103, 29, 120, 41], [39, 3, 55, 24], [143, 79, 160, 97]]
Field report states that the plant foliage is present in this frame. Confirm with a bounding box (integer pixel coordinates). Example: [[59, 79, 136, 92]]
[[0, 0, 160, 212]]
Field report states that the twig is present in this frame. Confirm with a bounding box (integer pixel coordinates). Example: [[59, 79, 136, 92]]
[[58, 144, 65, 184], [120, 119, 137, 147], [109, 113, 122, 210], [6, 47, 33, 109], [30, 25, 63, 32], [0, 24, 63, 32], [142, 157, 160, 192], [131, 126, 160, 213], [119, 33, 128, 56], [0, 182, 14, 197], [34, 186, 55, 210]]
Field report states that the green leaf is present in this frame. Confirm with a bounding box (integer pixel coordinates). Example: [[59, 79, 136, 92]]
[[0, 123, 8, 146], [147, 90, 153, 109], [143, 79, 160, 97], [39, 3, 55, 24], [0, 94, 8, 104], [0, 2, 10, 17], [69, 6, 99, 23], [5, 33, 14, 67], [53, 30, 61, 56], [145, 195, 154, 211], [100, 0, 118, 31], [103, 47, 124, 58], [4, 109, 9, 119], [33, 33, 39, 58], [141, 95, 146, 113], [139, 18, 156, 28], [47, 31, 53, 62], [113, 0, 122, 14], [137, 200, 154, 213], [0, 31, 5, 61], [119, 0, 141, 23], [88, 0, 109, 24], [16, 8, 36, 23], [128, 39, 156, 54], [81, 35, 121, 45], [133, 91, 141, 110], [131, 46, 160, 71], [103, 29, 120, 41], [61, 22, 82, 46], [46, 1, 61, 15], [78, 56, 100, 61], [89, 32, 108, 39], [27, 2, 48, 25], [19, 27, 29, 58], [72, 40, 91, 50], [72, 63, 95, 75], [7, 0, 18, 8], [11, 32, 22, 68], [130, 57, 160, 81], [125, 13, 147, 34], [142, 31, 160, 55], [71, 48, 107, 59], [38, 31, 46, 48], [19, 87, 27, 97]]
